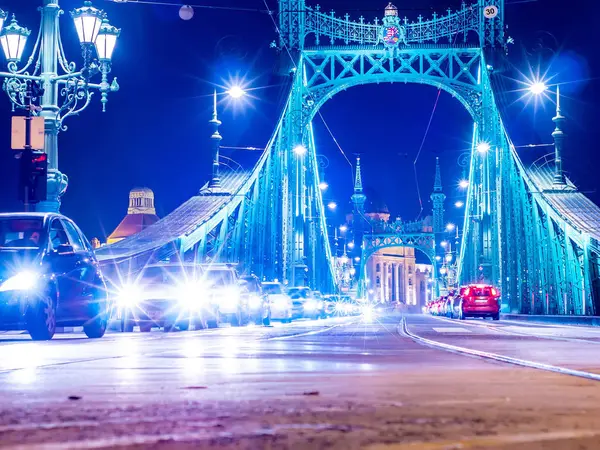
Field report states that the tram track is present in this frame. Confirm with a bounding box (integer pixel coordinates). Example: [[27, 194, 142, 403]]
[[399, 317, 600, 382]]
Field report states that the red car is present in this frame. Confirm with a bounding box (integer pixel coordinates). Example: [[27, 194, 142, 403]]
[[457, 284, 500, 320]]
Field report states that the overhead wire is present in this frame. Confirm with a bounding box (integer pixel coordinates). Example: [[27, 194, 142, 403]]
[[260, 0, 354, 181]]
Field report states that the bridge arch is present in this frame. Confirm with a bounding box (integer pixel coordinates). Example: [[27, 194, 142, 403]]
[[300, 48, 483, 124]]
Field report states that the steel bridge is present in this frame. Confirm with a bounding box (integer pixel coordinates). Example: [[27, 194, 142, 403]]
[[96, 0, 600, 316]]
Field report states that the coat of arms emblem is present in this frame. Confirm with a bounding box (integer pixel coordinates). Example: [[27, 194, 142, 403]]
[[378, 3, 409, 50]]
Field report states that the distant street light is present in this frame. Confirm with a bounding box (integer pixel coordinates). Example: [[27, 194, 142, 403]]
[[348, 241, 355, 249], [455, 200, 464, 208], [477, 142, 491, 154], [458, 179, 469, 189], [354, 256, 360, 262], [527, 78, 566, 185], [339, 225, 348, 233], [327, 201, 337, 210], [0, 1, 121, 212], [293, 144, 307, 156], [440, 241, 448, 248], [318, 181, 328, 191], [445, 223, 456, 232], [208, 86, 249, 188], [528, 81, 548, 95], [226, 85, 246, 99]]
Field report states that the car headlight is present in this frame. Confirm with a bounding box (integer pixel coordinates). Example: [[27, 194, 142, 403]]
[[304, 300, 318, 311], [118, 283, 142, 308], [178, 282, 205, 309], [221, 288, 240, 306], [0, 271, 39, 292], [275, 297, 290, 307], [361, 305, 375, 321], [248, 295, 262, 309]]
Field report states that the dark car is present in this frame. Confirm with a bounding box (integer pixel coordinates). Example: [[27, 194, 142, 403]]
[[287, 287, 311, 319], [0, 213, 109, 340], [239, 275, 271, 326], [115, 263, 205, 332]]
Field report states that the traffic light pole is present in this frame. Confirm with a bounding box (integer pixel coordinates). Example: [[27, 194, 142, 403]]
[[17, 80, 45, 212]]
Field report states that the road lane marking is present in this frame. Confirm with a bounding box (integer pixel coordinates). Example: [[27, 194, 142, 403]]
[[432, 327, 471, 333], [401, 318, 600, 382]]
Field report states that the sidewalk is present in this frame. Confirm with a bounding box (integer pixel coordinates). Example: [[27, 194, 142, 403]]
[[501, 313, 600, 327]]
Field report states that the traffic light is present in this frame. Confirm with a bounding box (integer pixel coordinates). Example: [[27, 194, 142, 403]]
[[19, 150, 47, 204]]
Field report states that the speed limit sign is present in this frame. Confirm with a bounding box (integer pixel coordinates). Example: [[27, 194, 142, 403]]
[[484, 5, 498, 19]]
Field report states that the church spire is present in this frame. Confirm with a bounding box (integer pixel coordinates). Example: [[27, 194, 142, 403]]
[[433, 156, 443, 192], [354, 156, 364, 193], [430, 157, 446, 234]]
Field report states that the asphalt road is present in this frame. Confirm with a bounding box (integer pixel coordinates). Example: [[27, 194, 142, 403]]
[[1, 314, 600, 449]]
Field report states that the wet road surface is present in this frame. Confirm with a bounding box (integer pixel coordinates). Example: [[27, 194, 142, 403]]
[[1, 314, 600, 449]]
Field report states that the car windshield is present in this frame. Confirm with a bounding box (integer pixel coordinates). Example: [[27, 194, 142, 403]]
[[262, 283, 282, 294], [0, 218, 44, 250], [141, 265, 203, 284], [470, 286, 493, 296], [205, 269, 235, 287], [288, 288, 309, 298]]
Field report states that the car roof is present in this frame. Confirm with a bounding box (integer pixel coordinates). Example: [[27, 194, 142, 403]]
[[145, 262, 203, 269], [0, 212, 64, 220]]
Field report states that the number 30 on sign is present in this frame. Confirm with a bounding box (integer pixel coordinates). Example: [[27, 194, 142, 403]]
[[484, 5, 498, 19]]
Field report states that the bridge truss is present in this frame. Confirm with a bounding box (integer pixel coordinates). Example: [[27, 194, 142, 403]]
[[97, 0, 600, 315]]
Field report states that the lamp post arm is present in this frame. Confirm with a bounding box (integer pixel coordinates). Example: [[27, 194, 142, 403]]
[[0, 72, 43, 82]]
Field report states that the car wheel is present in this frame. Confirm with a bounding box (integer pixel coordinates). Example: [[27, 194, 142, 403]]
[[230, 313, 241, 327], [178, 320, 190, 331], [263, 310, 271, 326], [206, 312, 220, 329], [121, 312, 135, 332], [83, 288, 108, 339], [83, 312, 107, 339], [492, 313, 500, 321], [26, 289, 57, 341]]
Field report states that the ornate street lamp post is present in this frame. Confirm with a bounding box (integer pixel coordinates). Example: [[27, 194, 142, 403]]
[[0, 1, 120, 212]]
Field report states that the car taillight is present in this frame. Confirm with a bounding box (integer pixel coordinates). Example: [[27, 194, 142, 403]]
[[491, 287, 498, 297], [463, 288, 470, 297]]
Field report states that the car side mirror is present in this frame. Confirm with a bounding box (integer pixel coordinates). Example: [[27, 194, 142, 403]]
[[56, 243, 74, 255]]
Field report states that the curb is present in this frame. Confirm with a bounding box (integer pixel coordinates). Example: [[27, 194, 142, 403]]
[[501, 313, 600, 327]]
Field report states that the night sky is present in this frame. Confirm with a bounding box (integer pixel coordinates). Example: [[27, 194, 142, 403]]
[[0, 0, 597, 243]]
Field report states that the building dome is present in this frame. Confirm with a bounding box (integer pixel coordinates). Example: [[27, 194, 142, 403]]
[[384, 2, 399, 17], [106, 187, 160, 245], [128, 187, 156, 215]]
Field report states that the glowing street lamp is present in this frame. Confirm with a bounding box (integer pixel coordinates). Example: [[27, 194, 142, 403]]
[[440, 241, 448, 248], [477, 142, 491, 154], [226, 85, 246, 99], [458, 179, 469, 189], [318, 182, 328, 191], [445, 223, 456, 232], [348, 241, 355, 249], [527, 79, 566, 185], [0, 1, 121, 212], [293, 144, 307, 156], [327, 201, 337, 211], [339, 225, 348, 233], [528, 81, 548, 95], [455, 200, 464, 208]]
